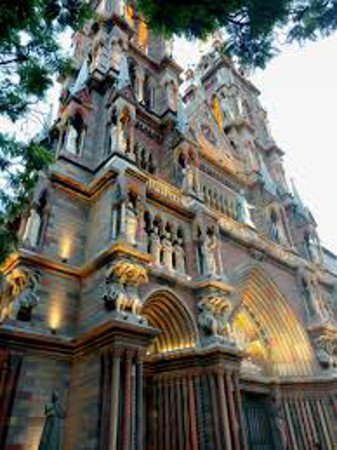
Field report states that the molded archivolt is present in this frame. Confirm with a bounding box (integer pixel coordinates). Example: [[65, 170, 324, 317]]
[[231, 265, 316, 377], [142, 290, 197, 354]]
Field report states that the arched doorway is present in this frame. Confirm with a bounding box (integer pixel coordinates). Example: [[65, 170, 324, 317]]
[[142, 290, 197, 354], [231, 266, 316, 377]]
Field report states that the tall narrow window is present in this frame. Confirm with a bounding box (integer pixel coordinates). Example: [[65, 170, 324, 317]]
[[138, 19, 149, 53]]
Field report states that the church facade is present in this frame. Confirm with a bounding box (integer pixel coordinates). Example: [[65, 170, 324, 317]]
[[1, 1, 337, 449]]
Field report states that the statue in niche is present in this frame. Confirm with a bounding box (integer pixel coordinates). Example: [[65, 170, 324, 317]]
[[64, 124, 78, 155], [38, 392, 65, 450], [299, 274, 326, 323], [220, 94, 235, 122], [269, 389, 288, 450], [109, 110, 117, 153], [111, 40, 123, 71], [150, 225, 161, 265], [201, 233, 218, 277], [236, 191, 255, 228], [119, 113, 131, 154], [162, 230, 173, 271], [22, 207, 42, 248], [181, 163, 195, 194], [125, 197, 138, 245], [173, 238, 186, 274], [269, 211, 283, 244]]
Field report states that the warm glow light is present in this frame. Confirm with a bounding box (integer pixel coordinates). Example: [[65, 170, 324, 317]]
[[49, 295, 62, 331], [212, 95, 223, 130], [126, 4, 135, 26], [59, 234, 72, 262], [138, 19, 149, 52]]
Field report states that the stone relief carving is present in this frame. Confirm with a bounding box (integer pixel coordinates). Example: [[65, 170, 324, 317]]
[[0, 269, 39, 323], [102, 260, 148, 323], [197, 291, 235, 346]]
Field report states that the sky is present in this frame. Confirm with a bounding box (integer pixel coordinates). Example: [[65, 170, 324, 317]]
[[174, 34, 337, 254]]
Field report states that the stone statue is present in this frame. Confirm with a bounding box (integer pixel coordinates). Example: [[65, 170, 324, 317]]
[[22, 208, 42, 248], [64, 124, 78, 155], [162, 231, 173, 271], [150, 226, 161, 265], [269, 217, 281, 244], [38, 392, 65, 450], [181, 164, 195, 194], [236, 191, 255, 228], [173, 238, 186, 274], [313, 335, 336, 369], [119, 114, 130, 154], [109, 118, 117, 153], [125, 200, 138, 245], [201, 234, 218, 277], [103, 278, 130, 313], [197, 301, 218, 337], [307, 233, 321, 264], [16, 271, 40, 321]]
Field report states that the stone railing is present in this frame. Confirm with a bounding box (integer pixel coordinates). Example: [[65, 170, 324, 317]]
[[147, 177, 190, 210]]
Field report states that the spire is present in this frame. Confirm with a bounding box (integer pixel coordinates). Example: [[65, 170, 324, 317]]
[[117, 53, 131, 90], [70, 58, 89, 97]]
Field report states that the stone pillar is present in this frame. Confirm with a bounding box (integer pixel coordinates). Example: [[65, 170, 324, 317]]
[[233, 373, 249, 450], [226, 370, 240, 449], [135, 360, 144, 450], [109, 351, 121, 450], [122, 351, 133, 450]]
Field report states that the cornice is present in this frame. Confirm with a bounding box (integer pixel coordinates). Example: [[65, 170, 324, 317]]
[[0, 318, 158, 358]]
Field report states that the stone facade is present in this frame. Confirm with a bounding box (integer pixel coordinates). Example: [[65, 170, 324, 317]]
[[1, 1, 337, 449]]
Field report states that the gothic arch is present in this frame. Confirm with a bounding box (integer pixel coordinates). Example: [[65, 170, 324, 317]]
[[230, 265, 316, 377], [142, 290, 198, 354]]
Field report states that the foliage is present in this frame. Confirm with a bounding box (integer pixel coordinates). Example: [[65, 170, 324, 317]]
[[135, 0, 337, 68], [0, 0, 91, 264]]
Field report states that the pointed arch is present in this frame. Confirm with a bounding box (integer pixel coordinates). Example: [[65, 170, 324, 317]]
[[230, 265, 316, 377], [142, 290, 198, 354]]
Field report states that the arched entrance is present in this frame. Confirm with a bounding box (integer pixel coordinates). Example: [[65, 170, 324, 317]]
[[231, 266, 316, 377], [142, 290, 197, 354]]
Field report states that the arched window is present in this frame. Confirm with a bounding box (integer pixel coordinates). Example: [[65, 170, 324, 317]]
[[138, 18, 149, 53]]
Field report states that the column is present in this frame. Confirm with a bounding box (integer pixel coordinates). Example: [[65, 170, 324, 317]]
[[226, 370, 240, 450], [188, 377, 199, 450], [122, 351, 133, 450], [109, 351, 121, 450], [135, 360, 144, 450], [217, 370, 232, 450], [233, 373, 249, 450]]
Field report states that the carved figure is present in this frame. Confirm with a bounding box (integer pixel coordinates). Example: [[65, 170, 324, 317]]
[[201, 233, 218, 276], [307, 233, 321, 264], [313, 335, 336, 369], [236, 191, 255, 228], [150, 226, 161, 265], [197, 301, 218, 336], [22, 208, 42, 248], [119, 113, 130, 153], [38, 392, 65, 450], [125, 200, 138, 245], [0, 269, 32, 322], [173, 239, 186, 274], [181, 164, 194, 194], [64, 124, 78, 155], [162, 231, 173, 271], [16, 271, 40, 321]]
